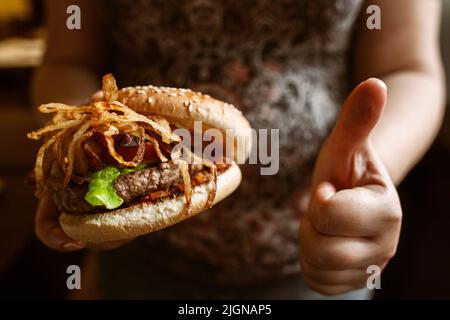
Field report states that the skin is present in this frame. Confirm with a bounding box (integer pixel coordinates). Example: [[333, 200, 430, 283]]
[[33, 0, 445, 295], [300, 0, 445, 295]]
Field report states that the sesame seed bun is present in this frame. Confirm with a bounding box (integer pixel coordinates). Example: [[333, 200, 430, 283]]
[[117, 85, 253, 162], [59, 163, 241, 243]]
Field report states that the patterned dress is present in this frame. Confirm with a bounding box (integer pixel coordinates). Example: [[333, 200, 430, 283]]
[[99, 0, 365, 294]]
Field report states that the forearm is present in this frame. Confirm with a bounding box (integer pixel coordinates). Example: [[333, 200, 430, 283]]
[[371, 70, 445, 185], [353, 0, 444, 185], [31, 64, 101, 124]]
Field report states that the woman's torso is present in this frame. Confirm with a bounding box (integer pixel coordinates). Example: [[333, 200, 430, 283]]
[[103, 0, 363, 286]]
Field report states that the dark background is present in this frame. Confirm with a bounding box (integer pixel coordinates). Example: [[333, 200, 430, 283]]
[[0, 0, 449, 299]]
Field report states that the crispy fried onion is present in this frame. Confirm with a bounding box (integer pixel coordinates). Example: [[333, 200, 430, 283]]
[[177, 159, 192, 215], [63, 120, 93, 186], [103, 73, 118, 102], [171, 146, 217, 210], [201, 158, 217, 209], [33, 129, 68, 198], [27, 119, 84, 140], [27, 76, 181, 198], [28, 74, 219, 216]]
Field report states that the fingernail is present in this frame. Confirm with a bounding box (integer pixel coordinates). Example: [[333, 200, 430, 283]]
[[62, 242, 85, 250], [368, 78, 387, 90], [319, 183, 335, 201]]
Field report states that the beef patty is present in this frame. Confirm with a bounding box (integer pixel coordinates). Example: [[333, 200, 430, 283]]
[[114, 161, 182, 203], [54, 161, 185, 213]]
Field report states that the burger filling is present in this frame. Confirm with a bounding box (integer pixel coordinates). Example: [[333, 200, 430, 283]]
[[52, 161, 228, 214]]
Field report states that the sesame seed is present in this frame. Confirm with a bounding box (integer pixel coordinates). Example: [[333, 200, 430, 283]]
[[147, 97, 154, 104], [183, 100, 190, 107], [168, 93, 177, 97]]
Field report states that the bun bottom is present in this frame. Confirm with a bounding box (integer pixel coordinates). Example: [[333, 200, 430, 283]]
[[59, 163, 241, 243]]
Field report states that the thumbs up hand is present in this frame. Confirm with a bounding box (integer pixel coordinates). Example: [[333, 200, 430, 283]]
[[299, 79, 402, 295]]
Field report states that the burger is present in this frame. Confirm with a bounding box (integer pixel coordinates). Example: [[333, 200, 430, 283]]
[[27, 74, 252, 243]]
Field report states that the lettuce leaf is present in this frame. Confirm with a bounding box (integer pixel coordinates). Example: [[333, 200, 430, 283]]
[[84, 164, 148, 210], [84, 167, 123, 209]]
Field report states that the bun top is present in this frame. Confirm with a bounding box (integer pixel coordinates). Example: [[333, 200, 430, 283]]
[[117, 85, 252, 162]]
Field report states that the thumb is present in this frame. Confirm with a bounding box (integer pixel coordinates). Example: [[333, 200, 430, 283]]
[[329, 78, 387, 150], [315, 181, 336, 203]]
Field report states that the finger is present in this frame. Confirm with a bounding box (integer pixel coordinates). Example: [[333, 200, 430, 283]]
[[299, 215, 383, 270], [300, 255, 368, 286], [329, 78, 387, 152], [303, 275, 366, 296], [35, 194, 86, 252], [309, 182, 397, 237]]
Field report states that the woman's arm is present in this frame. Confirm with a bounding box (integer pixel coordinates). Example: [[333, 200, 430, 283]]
[[32, 0, 105, 108], [299, 1, 444, 295], [354, 0, 446, 184], [32, 0, 122, 251]]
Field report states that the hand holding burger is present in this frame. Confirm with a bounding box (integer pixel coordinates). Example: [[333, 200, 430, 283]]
[[28, 74, 252, 250]]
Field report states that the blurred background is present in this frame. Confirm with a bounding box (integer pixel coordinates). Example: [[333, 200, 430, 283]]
[[0, 0, 449, 299]]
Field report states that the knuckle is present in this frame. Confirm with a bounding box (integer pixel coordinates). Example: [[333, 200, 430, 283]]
[[375, 242, 398, 264], [382, 193, 402, 225], [384, 245, 398, 261], [385, 207, 402, 225]]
